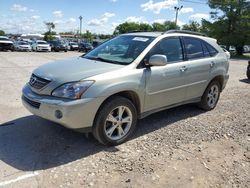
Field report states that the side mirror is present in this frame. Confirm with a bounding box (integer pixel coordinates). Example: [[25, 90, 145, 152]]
[[148, 54, 168, 66]]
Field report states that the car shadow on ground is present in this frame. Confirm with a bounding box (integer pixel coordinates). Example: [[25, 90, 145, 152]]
[[239, 78, 250, 84], [0, 105, 204, 171]]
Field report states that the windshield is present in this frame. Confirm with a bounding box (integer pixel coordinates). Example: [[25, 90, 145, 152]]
[[84, 35, 155, 65], [18, 41, 28, 45], [37, 41, 47, 44], [0, 37, 9, 41]]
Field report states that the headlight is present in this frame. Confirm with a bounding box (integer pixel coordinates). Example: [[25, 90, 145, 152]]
[[52, 81, 94, 99]]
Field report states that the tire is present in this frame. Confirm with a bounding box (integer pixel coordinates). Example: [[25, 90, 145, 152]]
[[92, 96, 137, 146], [247, 65, 250, 79], [198, 80, 221, 111]]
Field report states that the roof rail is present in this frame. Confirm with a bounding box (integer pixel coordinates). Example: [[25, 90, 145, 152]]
[[165, 30, 207, 37]]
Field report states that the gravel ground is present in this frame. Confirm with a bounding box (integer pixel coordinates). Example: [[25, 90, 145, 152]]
[[0, 52, 249, 188]]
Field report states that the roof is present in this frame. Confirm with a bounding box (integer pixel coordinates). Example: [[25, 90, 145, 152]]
[[121, 31, 216, 43], [122, 32, 162, 37]]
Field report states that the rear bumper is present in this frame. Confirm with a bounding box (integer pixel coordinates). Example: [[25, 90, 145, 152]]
[[222, 74, 229, 90], [22, 84, 105, 132]]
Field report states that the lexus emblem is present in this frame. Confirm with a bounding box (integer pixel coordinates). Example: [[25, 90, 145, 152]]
[[30, 76, 37, 85]]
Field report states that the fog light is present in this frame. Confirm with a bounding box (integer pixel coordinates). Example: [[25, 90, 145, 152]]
[[55, 110, 63, 119]]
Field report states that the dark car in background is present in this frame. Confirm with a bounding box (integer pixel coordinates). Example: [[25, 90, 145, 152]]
[[48, 40, 68, 52], [0, 36, 14, 51], [78, 42, 93, 52]]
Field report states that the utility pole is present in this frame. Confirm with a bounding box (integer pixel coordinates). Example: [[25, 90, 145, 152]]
[[174, 5, 183, 26], [79, 16, 83, 38]]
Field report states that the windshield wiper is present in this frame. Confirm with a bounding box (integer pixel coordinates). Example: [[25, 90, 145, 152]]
[[83, 56, 125, 65]]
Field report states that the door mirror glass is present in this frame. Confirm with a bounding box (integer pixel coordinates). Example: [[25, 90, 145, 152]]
[[148, 54, 168, 66]]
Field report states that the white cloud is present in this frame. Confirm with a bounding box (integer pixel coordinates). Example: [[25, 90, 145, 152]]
[[103, 12, 115, 18], [125, 16, 145, 23], [180, 7, 194, 14], [67, 18, 76, 23], [53, 10, 63, 18], [87, 19, 102, 26], [110, 0, 117, 2], [189, 13, 209, 21], [87, 12, 115, 26], [30, 15, 40, 20], [141, 0, 178, 14], [153, 19, 166, 24], [11, 4, 28, 12]]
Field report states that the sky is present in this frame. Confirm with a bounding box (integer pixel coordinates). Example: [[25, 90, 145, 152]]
[[0, 0, 212, 34]]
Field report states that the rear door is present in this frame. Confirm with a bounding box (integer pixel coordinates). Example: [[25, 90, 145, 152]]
[[182, 37, 218, 100]]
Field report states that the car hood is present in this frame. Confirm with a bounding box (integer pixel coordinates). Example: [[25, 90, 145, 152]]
[[37, 44, 49, 47], [19, 45, 31, 48], [34, 57, 124, 82], [32, 57, 123, 94]]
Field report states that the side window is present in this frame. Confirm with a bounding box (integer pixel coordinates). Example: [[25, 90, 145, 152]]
[[148, 37, 183, 63], [201, 42, 210, 57], [205, 42, 218, 57], [184, 37, 204, 60]]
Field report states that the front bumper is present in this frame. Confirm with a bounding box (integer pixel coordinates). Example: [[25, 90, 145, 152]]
[[22, 84, 105, 132]]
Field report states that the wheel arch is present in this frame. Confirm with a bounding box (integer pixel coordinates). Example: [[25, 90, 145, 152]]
[[96, 90, 141, 117]]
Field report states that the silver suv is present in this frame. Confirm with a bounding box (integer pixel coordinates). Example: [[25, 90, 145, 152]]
[[22, 30, 229, 145]]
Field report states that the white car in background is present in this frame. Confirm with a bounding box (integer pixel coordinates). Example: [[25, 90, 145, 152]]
[[32, 40, 51, 52], [222, 48, 230, 59], [14, 41, 32, 51]]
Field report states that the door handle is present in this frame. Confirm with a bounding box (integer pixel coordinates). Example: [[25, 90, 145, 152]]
[[180, 66, 188, 72], [210, 61, 215, 68]]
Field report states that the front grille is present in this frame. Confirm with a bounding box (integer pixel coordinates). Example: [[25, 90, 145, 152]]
[[22, 95, 41, 109], [29, 74, 51, 89]]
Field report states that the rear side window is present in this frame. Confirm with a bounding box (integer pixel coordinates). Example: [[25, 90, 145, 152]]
[[201, 42, 210, 57], [205, 42, 218, 56], [184, 37, 204, 59]]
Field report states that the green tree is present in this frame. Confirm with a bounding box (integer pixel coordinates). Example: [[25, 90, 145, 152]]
[[182, 21, 201, 32], [44, 22, 56, 41], [0, 30, 5, 36], [207, 0, 250, 55], [83, 30, 94, 41], [113, 21, 179, 35]]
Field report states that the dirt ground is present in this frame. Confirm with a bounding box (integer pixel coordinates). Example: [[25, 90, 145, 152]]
[[0, 52, 249, 188]]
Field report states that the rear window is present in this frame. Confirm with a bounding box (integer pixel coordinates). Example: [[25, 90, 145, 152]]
[[184, 37, 204, 59]]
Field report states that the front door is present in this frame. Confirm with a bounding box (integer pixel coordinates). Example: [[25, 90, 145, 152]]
[[143, 37, 188, 112]]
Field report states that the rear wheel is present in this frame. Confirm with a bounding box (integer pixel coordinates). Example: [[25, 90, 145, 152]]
[[247, 65, 250, 79], [198, 81, 221, 111], [92, 96, 137, 146]]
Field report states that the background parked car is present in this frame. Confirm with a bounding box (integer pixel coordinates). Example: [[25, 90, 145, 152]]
[[14, 41, 32, 52], [222, 48, 230, 59], [0, 36, 14, 51], [47, 40, 68, 52], [92, 40, 103, 48], [247, 60, 250, 79], [68, 42, 79, 51], [32, 40, 51, 52], [78, 42, 93, 52]]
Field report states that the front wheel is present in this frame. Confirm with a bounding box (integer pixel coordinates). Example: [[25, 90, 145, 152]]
[[198, 81, 221, 111], [92, 96, 137, 146]]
